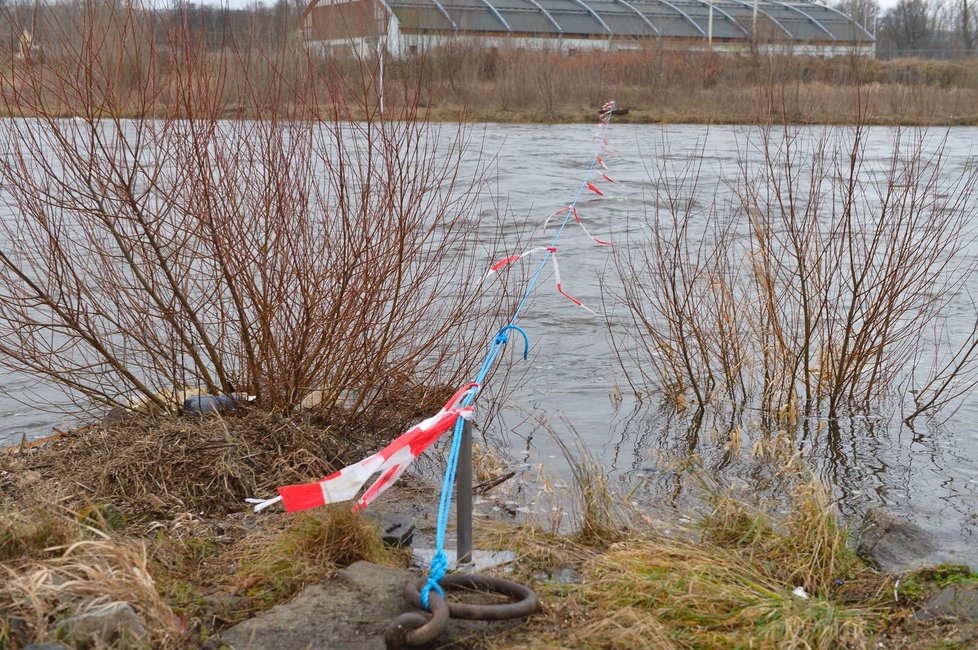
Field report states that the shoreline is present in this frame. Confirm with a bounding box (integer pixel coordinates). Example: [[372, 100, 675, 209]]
[[2, 413, 977, 648], [3, 106, 978, 127]]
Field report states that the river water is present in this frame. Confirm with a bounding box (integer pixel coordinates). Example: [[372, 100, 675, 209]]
[[2, 121, 977, 563]]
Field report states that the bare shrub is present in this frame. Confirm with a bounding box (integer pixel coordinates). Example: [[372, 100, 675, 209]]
[[613, 121, 978, 424], [0, 0, 507, 419]]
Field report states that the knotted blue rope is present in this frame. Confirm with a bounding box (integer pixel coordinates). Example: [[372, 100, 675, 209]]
[[421, 106, 616, 610], [496, 325, 529, 360], [420, 325, 526, 608]]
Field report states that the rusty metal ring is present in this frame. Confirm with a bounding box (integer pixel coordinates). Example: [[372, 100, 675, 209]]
[[384, 590, 449, 649], [404, 573, 540, 621]]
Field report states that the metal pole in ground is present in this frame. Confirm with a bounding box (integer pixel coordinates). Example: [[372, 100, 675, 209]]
[[457, 418, 473, 564]]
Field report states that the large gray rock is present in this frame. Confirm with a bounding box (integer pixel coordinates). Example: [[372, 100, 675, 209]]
[[917, 585, 978, 621], [55, 601, 147, 648], [220, 560, 531, 649], [219, 562, 414, 650], [856, 508, 939, 572]]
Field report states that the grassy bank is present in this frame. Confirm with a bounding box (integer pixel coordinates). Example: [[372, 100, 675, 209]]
[[2, 415, 976, 648], [478, 483, 978, 649], [0, 412, 418, 647]]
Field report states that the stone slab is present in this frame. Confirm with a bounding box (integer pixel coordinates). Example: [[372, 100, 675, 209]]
[[917, 586, 978, 621], [219, 561, 414, 650], [412, 548, 516, 573], [219, 559, 531, 650], [856, 508, 940, 572]]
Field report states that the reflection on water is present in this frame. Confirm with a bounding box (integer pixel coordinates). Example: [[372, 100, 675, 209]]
[[3, 122, 978, 562]]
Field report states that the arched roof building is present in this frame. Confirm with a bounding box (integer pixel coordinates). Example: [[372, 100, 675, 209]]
[[299, 0, 874, 57]]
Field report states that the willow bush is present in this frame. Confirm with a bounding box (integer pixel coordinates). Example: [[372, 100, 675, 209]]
[[0, 0, 507, 419], [614, 121, 978, 425]]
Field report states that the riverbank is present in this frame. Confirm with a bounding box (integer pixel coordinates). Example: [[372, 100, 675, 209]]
[[1, 413, 976, 648], [3, 85, 977, 128], [419, 98, 978, 127], [6, 48, 978, 127]]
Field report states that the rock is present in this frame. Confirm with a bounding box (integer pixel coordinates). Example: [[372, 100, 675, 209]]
[[373, 513, 415, 549], [55, 601, 147, 648], [24, 644, 72, 650], [220, 560, 528, 649], [219, 561, 414, 650], [917, 585, 978, 620], [856, 508, 939, 572]]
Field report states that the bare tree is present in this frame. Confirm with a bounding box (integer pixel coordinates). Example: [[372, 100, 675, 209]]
[[878, 0, 939, 56], [954, 0, 978, 53], [834, 0, 880, 35]]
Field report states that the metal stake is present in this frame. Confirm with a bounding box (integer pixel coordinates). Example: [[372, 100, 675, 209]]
[[457, 418, 473, 564]]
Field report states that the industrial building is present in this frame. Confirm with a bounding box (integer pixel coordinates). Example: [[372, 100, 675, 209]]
[[298, 0, 875, 58]]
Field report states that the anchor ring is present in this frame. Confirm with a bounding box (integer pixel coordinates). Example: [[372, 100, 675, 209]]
[[384, 589, 449, 648], [403, 573, 540, 621]]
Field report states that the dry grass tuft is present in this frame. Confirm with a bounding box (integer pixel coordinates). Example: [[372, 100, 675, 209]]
[[239, 507, 406, 604], [0, 508, 77, 566], [702, 482, 865, 598], [579, 537, 876, 650], [479, 520, 596, 575], [0, 535, 183, 648]]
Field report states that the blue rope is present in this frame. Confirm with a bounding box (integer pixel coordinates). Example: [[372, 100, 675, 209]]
[[421, 107, 615, 610]]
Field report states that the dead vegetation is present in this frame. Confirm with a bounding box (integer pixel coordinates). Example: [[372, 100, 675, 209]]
[[612, 113, 978, 428], [4, 0, 978, 126], [478, 475, 976, 650], [2, 417, 975, 648], [2, 399, 450, 526], [0, 421, 413, 647], [0, 0, 512, 423], [397, 46, 978, 126]]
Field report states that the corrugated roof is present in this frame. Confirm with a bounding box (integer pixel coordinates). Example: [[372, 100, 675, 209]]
[[382, 0, 873, 42]]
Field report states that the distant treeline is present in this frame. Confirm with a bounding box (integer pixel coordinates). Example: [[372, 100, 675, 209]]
[[839, 0, 978, 60], [1, 0, 307, 55], [404, 46, 978, 124]]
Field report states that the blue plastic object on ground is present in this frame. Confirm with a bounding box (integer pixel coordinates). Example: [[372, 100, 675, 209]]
[[183, 394, 238, 415]]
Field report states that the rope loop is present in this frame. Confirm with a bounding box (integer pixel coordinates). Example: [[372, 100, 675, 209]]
[[496, 324, 530, 360], [420, 549, 448, 610]]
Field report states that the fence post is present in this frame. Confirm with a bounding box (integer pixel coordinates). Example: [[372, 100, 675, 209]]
[[457, 418, 473, 564]]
